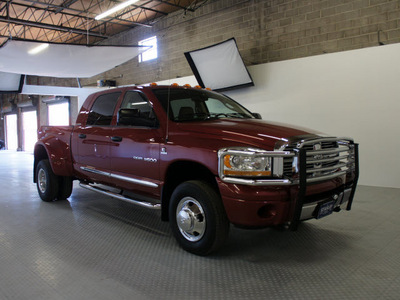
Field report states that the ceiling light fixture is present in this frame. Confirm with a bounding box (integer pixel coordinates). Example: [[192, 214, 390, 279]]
[[28, 43, 49, 55], [95, 0, 139, 20]]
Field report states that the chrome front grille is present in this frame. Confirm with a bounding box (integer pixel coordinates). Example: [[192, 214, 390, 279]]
[[281, 138, 356, 183]]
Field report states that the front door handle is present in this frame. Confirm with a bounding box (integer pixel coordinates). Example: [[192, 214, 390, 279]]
[[78, 134, 86, 139], [111, 136, 123, 142]]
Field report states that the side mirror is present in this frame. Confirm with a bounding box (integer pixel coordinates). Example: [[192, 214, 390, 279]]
[[252, 112, 262, 119]]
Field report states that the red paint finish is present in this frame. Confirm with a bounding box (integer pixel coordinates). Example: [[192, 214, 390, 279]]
[[109, 126, 163, 199], [34, 85, 357, 228]]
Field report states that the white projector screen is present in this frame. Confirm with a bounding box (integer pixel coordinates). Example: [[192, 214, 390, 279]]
[[184, 38, 254, 92], [0, 72, 24, 93]]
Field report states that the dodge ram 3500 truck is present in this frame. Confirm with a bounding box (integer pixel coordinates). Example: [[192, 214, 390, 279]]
[[34, 84, 359, 255]]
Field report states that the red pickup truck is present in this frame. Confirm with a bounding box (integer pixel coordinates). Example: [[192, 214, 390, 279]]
[[34, 84, 359, 255]]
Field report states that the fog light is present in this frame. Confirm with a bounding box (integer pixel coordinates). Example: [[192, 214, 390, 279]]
[[258, 204, 277, 219]]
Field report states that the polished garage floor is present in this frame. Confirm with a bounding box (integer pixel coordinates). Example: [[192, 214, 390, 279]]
[[1, 151, 399, 300]]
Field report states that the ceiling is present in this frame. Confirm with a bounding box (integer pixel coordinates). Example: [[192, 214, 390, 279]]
[[0, 0, 203, 46]]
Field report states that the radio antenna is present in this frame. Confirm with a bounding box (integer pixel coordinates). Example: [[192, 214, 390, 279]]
[[165, 85, 171, 143]]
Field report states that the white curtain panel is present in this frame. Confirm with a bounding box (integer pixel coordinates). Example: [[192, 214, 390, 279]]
[[0, 40, 150, 78]]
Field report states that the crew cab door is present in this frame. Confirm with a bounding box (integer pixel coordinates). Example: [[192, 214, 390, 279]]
[[73, 91, 122, 183], [110, 91, 162, 199]]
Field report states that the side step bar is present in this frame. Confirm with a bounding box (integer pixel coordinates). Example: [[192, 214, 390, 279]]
[[79, 183, 161, 210]]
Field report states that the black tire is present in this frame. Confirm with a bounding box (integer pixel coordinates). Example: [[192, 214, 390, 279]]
[[57, 176, 73, 200], [169, 180, 230, 256], [36, 159, 59, 202]]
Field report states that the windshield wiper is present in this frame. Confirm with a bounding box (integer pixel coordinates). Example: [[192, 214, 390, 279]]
[[174, 112, 210, 122], [207, 112, 251, 119], [174, 112, 251, 122], [204, 112, 252, 120], [225, 112, 251, 119]]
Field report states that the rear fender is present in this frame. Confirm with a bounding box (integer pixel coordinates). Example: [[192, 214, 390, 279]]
[[33, 138, 73, 182]]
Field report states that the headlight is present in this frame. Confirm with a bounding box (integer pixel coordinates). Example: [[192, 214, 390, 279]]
[[218, 147, 285, 179], [223, 154, 272, 177]]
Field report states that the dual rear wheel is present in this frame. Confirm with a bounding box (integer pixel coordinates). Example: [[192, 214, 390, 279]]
[[36, 159, 73, 202]]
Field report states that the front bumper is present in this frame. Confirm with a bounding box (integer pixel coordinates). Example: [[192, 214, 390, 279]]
[[218, 180, 356, 228], [299, 187, 352, 221], [217, 144, 359, 229]]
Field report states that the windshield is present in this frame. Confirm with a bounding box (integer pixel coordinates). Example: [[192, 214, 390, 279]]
[[152, 88, 254, 122]]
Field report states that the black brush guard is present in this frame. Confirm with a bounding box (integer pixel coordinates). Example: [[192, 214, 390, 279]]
[[289, 143, 359, 231]]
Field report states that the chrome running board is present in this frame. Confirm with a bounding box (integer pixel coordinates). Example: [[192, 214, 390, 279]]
[[79, 183, 161, 210]]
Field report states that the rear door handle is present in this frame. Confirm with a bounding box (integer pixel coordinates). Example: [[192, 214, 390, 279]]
[[111, 136, 123, 142], [78, 134, 86, 139]]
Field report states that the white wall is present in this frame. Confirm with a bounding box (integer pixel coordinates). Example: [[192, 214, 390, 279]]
[[23, 44, 400, 188], [226, 44, 400, 188]]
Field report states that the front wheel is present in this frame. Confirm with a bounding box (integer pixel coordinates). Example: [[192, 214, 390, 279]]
[[169, 180, 230, 256]]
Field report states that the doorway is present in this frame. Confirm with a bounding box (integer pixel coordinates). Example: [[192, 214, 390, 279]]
[[5, 114, 18, 151], [48, 102, 69, 126], [22, 111, 37, 152]]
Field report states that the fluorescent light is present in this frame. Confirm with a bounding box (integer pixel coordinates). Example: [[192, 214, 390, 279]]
[[95, 0, 139, 20], [28, 43, 49, 55]]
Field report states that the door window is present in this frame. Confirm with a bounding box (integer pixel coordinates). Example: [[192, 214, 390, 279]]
[[86, 92, 121, 126], [117, 91, 158, 127]]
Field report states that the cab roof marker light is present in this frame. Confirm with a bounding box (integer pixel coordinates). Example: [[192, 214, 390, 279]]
[[150, 82, 158, 86], [183, 84, 191, 88], [171, 83, 179, 87]]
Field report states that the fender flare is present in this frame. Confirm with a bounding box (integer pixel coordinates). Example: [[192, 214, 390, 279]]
[[33, 138, 73, 182]]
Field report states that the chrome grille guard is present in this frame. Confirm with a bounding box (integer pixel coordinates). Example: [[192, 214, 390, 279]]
[[218, 137, 359, 230], [219, 137, 358, 186]]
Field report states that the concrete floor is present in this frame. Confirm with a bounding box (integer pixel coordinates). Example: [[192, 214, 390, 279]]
[[0, 151, 399, 300]]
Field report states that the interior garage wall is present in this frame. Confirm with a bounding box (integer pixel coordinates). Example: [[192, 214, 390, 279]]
[[225, 43, 400, 189], [21, 0, 400, 188], [79, 0, 400, 87], [154, 43, 400, 189]]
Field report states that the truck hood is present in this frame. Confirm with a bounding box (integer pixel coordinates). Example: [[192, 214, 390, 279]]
[[175, 119, 323, 149]]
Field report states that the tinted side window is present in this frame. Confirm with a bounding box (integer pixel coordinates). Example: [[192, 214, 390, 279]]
[[86, 92, 121, 126], [152, 88, 254, 122], [117, 91, 158, 127]]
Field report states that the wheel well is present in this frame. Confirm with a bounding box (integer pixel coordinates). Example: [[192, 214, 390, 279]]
[[33, 145, 49, 183], [161, 161, 219, 222]]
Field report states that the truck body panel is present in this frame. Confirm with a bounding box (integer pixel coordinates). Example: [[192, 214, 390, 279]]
[[34, 85, 358, 254]]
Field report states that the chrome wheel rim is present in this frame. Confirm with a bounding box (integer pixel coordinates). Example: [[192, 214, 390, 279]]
[[38, 168, 47, 194], [176, 197, 206, 242]]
